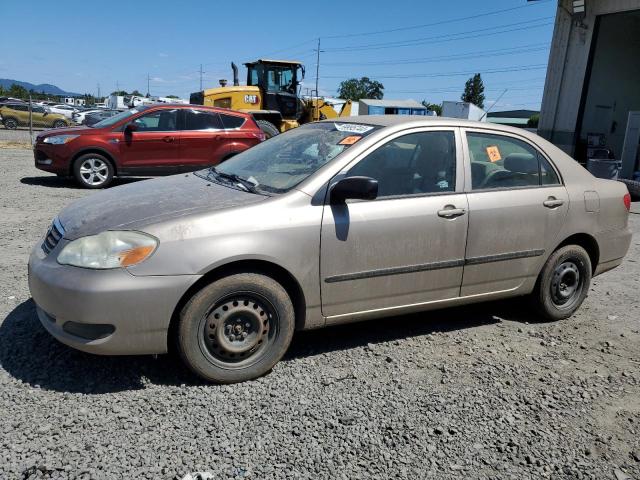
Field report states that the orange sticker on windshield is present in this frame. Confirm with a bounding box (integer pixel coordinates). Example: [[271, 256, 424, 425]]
[[486, 145, 502, 162], [338, 135, 362, 145]]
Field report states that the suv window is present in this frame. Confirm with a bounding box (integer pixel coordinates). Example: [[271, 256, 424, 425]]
[[7, 104, 27, 112], [132, 109, 178, 132], [347, 131, 456, 198], [220, 113, 245, 129], [184, 109, 222, 130], [467, 132, 560, 190]]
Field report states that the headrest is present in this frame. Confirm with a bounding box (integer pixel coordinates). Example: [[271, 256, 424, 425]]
[[504, 153, 537, 174]]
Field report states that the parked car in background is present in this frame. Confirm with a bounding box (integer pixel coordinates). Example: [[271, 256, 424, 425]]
[[33, 104, 266, 188], [0, 103, 69, 129], [83, 109, 120, 126], [46, 104, 78, 119], [71, 109, 103, 125], [28, 116, 632, 383]]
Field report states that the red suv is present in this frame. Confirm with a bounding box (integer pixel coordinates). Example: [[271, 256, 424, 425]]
[[33, 104, 265, 188]]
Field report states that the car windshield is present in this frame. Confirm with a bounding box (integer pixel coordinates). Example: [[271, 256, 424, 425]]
[[213, 122, 380, 194], [91, 107, 148, 128]]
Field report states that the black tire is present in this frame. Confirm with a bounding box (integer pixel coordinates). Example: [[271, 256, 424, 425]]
[[255, 120, 279, 139], [53, 119, 67, 128], [73, 153, 114, 189], [3, 117, 18, 130], [532, 245, 592, 321], [619, 179, 640, 199], [177, 273, 295, 383]]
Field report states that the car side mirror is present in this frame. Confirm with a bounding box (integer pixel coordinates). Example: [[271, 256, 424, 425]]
[[330, 176, 378, 203], [124, 123, 138, 134]]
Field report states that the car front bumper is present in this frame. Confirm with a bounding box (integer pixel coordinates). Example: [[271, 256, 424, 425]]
[[33, 143, 72, 174], [28, 240, 200, 355]]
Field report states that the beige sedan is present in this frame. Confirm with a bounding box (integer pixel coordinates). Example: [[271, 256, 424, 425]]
[[28, 116, 632, 383]]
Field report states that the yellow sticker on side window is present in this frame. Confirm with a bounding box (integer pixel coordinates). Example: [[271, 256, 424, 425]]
[[486, 145, 502, 162]]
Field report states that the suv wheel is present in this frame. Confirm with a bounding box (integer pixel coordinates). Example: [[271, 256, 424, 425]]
[[53, 120, 67, 128], [73, 153, 114, 189], [531, 245, 592, 321], [177, 273, 295, 383], [3, 117, 18, 129], [256, 120, 279, 139]]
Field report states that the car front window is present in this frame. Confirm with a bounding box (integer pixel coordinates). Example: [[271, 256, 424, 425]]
[[214, 122, 379, 193]]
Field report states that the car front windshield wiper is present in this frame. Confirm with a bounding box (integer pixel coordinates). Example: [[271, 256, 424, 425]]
[[209, 167, 264, 195]]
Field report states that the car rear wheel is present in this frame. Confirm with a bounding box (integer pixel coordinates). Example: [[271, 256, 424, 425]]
[[3, 117, 18, 129], [532, 245, 592, 321], [177, 273, 295, 383], [255, 120, 279, 139], [73, 153, 114, 189], [53, 120, 67, 128]]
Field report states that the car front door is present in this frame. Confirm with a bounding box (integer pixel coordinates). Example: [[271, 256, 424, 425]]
[[179, 108, 229, 170], [320, 128, 469, 320], [461, 129, 569, 296], [118, 108, 181, 174]]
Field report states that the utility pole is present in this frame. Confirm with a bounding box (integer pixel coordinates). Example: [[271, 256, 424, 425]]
[[97, 82, 101, 100], [313, 38, 324, 120], [116, 80, 119, 92], [199, 64, 204, 91], [147, 73, 150, 97]]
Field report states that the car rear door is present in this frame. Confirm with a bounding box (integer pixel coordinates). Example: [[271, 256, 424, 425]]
[[460, 129, 569, 296], [320, 128, 469, 320], [179, 108, 229, 169], [118, 108, 181, 174]]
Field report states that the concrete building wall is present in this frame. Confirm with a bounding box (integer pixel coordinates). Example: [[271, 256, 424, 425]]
[[538, 0, 640, 155]]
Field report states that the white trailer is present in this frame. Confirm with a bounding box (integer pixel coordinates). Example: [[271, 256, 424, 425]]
[[442, 101, 486, 121]]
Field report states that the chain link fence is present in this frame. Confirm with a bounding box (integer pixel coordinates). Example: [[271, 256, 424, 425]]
[[0, 96, 80, 146]]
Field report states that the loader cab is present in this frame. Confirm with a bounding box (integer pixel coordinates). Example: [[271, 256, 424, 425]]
[[245, 59, 304, 120]]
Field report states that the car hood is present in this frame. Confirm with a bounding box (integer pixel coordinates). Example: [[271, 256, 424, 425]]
[[58, 173, 267, 240], [36, 125, 91, 140]]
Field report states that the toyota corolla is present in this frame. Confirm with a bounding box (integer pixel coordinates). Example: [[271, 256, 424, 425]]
[[28, 116, 632, 383]]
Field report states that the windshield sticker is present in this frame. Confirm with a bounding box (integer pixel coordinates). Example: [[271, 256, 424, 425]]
[[338, 135, 362, 146], [486, 145, 502, 162], [334, 123, 374, 134]]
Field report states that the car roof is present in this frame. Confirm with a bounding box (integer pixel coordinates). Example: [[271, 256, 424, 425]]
[[142, 103, 251, 117], [319, 115, 541, 140]]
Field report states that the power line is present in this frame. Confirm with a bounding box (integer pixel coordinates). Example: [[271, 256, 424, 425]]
[[324, 0, 553, 39], [323, 43, 550, 67], [324, 18, 554, 53], [320, 64, 548, 80]]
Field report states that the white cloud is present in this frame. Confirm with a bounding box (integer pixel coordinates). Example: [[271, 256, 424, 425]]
[[158, 53, 169, 58]]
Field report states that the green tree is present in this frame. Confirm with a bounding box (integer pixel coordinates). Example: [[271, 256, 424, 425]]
[[527, 114, 539, 128], [337, 77, 384, 101], [0, 85, 5, 96], [421, 101, 442, 116], [461, 73, 485, 109], [8, 83, 29, 99], [165, 95, 180, 99]]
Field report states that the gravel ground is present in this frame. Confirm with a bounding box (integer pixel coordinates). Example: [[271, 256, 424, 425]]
[[1, 148, 639, 480], [0, 127, 45, 145]]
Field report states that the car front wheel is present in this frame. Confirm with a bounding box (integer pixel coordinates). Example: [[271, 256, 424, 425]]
[[532, 245, 592, 321], [73, 153, 114, 188], [177, 273, 295, 383], [3, 117, 18, 129], [53, 120, 67, 128]]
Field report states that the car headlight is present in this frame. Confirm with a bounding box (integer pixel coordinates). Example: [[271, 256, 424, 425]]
[[43, 134, 79, 145], [57, 231, 158, 269]]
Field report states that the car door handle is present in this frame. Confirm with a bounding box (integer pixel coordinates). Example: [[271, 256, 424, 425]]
[[543, 198, 564, 208], [437, 206, 466, 218], [163, 136, 175, 143]]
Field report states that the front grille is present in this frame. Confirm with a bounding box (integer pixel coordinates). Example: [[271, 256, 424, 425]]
[[41, 218, 65, 255]]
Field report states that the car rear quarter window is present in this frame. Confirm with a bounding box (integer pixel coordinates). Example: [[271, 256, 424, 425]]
[[220, 113, 246, 130], [184, 109, 223, 130], [466, 132, 559, 190]]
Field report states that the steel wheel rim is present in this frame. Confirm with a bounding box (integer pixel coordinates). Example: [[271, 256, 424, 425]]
[[550, 260, 582, 308], [79, 158, 108, 185], [199, 293, 278, 369]]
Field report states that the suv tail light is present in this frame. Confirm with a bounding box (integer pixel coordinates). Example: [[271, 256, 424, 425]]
[[623, 192, 631, 211]]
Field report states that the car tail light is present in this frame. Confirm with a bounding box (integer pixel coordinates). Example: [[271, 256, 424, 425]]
[[623, 192, 631, 211], [250, 131, 266, 142]]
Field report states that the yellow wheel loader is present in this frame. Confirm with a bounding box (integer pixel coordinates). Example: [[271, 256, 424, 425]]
[[190, 59, 352, 137]]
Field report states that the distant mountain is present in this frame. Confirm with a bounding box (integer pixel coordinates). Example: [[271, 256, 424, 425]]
[[0, 78, 81, 97]]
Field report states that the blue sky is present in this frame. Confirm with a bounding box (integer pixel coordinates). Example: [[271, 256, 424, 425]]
[[0, 0, 556, 110]]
